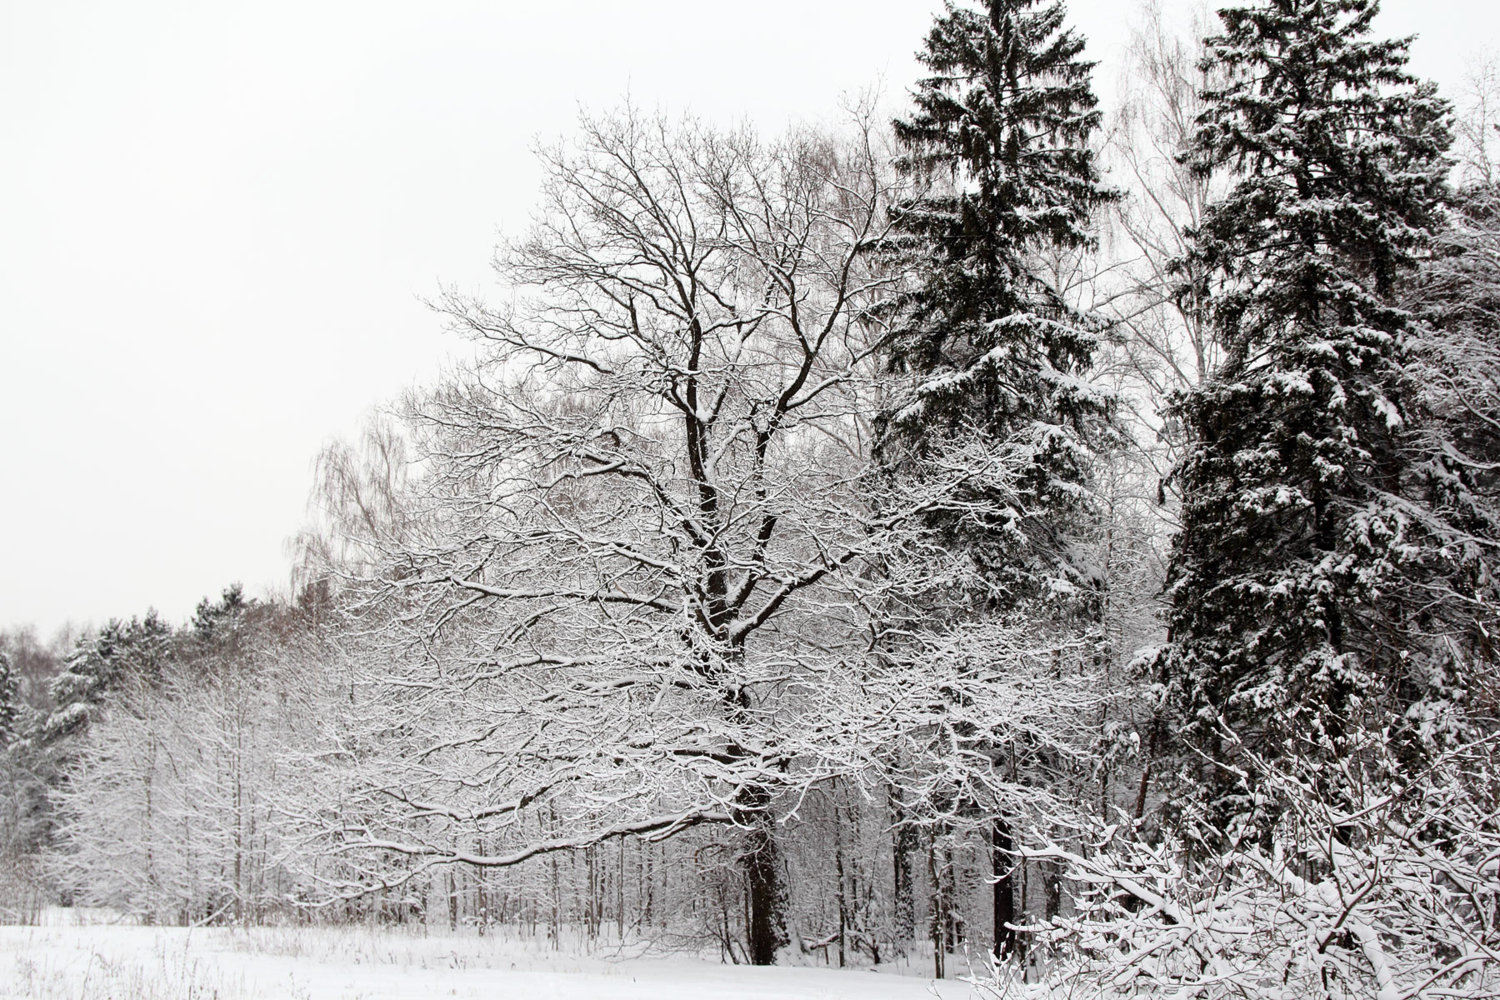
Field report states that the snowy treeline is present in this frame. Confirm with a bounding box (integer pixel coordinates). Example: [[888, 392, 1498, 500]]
[[4, 0, 1500, 995]]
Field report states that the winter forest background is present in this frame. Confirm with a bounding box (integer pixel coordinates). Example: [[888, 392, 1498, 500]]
[[4, 0, 1500, 995]]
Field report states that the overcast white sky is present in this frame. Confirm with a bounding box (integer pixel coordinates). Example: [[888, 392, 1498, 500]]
[[2, 0, 1495, 636]]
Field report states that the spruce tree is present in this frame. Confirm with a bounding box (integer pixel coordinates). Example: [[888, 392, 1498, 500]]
[[1157, 0, 1455, 828], [884, 0, 1116, 962], [0, 650, 17, 748], [46, 611, 173, 738], [885, 0, 1118, 604]]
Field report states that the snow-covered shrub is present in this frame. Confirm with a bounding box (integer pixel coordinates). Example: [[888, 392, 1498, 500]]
[[982, 730, 1500, 999]]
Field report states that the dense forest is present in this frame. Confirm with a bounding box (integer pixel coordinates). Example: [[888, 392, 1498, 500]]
[[4, 0, 1500, 994]]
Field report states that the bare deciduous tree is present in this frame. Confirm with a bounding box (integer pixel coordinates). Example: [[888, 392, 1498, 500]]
[[998, 729, 1500, 999], [308, 106, 907, 964]]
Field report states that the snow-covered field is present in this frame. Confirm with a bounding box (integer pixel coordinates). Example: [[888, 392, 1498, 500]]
[[0, 913, 983, 999]]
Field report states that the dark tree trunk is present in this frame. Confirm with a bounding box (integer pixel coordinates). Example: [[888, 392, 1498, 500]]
[[833, 789, 848, 968], [928, 834, 946, 979], [992, 815, 1018, 961], [447, 869, 458, 930], [1133, 716, 1161, 824], [890, 788, 916, 945], [738, 783, 786, 965]]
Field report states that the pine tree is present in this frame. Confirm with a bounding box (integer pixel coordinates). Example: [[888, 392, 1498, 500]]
[[884, 0, 1118, 605], [1157, 0, 1456, 828]]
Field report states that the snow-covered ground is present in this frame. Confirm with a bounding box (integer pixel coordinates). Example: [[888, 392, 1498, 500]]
[[0, 913, 985, 999]]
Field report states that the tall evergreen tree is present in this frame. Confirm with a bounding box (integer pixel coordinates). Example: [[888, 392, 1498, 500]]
[[883, 0, 1117, 963], [46, 612, 173, 738], [884, 0, 1119, 604], [1157, 0, 1457, 829], [0, 650, 17, 749]]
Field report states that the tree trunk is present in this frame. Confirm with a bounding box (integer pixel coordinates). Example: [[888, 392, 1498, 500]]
[[616, 837, 626, 942], [992, 815, 1018, 961], [890, 787, 916, 947], [1043, 856, 1062, 922], [738, 783, 786, 965], [447, 868, 458, 931], [928, 832, 946, 979], [834, 794, 847, 968]]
